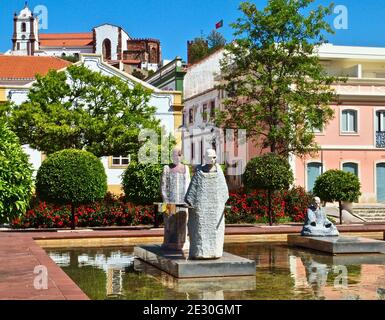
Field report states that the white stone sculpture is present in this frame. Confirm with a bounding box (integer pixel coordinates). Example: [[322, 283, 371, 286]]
[[160, 147, 191, 251], [301, 197, 339, 237], [185, 149, 229, 260]]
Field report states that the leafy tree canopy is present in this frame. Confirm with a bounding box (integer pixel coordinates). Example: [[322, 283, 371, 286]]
[[0, 120, 33, 224], [217, 0, 344, 157], [5, 64, 161, 158]]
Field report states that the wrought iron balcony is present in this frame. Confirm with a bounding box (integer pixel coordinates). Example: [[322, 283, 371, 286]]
[[376, 131, 385, 148]]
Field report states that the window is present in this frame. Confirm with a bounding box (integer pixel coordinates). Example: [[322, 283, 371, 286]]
[[21, 22, 26, 32], [210, 100, 216, 120], [343, 162, 359, 177], [307, 162, 323, 192], [189, 108, 194, 124], [376, 111, 385, 132], [341, 109, 358, 133], [202, 104, 208, 122], [111, 155, 130, 167], [191, 142, 195, 161]]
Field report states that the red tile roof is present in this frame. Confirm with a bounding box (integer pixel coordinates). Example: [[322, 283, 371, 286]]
[[39, 32, 94, 47], [0, 56, 71, 80]]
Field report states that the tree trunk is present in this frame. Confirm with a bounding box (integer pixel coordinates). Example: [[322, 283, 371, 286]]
[[268, 189, 273, 226], [71, 203, 76, 230], [339, 201, 343, 225]]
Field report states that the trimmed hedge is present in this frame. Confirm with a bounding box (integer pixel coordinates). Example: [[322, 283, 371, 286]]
[[122, 162, 163, 205], [225, 187, 312, 224], [11, 194, 157, 229], [36, 149, 107, 205], [0, 121, 33, 224], [243, 153, 294, 191]]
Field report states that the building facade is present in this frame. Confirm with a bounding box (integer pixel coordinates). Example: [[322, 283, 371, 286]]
[[182, 44, 385, 202], [7, 4, 161, 73], [146, 56, 187, 92], [0, 54, 183, 194]]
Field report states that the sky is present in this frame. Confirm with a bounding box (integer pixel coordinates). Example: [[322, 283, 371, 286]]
[[1, 0, 385, 61]]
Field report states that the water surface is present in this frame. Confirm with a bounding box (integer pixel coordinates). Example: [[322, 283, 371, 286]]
[[46, 242, 385, 300]]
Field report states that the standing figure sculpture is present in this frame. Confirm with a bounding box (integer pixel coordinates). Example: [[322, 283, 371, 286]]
[[185, 149, 229, 260], [301, 197, 339, 237], [160, 147, 191, 251]]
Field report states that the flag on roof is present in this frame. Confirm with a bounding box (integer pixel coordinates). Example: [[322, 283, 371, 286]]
[[215, 20, 224, 29]]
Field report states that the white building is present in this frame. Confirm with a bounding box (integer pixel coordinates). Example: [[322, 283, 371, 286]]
[[0, 54, 183, 194], [7, 4, 162, 73]]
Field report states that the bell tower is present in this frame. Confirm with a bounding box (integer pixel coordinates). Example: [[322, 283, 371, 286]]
[[12, 2, 39, 55]]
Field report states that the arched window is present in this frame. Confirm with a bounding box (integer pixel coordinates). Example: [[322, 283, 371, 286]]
[[307, 162, 323, 192], [376, 163, 385, 202], [343, 162, 359, 177], [21, 22, 27, 32], [21, 35, 26, 40], [150, 47, 158, 63], [102, 39, 112, 61], [341, 109, 358, 133]]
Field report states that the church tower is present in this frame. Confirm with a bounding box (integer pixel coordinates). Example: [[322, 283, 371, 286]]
[[12, 2, 39, 55]]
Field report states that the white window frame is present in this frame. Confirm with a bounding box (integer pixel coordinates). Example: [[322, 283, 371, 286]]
[[340, 108, 359, 135], [110, 155, 131, 168]]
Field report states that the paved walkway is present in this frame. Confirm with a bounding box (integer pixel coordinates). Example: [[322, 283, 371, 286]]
[[1, 224, 385, 300]]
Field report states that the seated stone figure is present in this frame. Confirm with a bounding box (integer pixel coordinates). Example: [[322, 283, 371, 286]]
[[301, 197, 339, 237]]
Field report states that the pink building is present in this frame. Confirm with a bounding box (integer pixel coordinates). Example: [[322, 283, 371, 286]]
[[294, 44, 385, 203], [182, 44, 385, 203]]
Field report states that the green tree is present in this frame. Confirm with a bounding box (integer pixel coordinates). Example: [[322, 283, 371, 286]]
[[189, 37, 210, 64], [36, 149, 107, 229], [217, 0, 343, 157], [0, 121, 33, 224], [122, 161, 163, 206], [243, 153, 293, 225], [5, 64, 160, 158], [207, 30, 226, 52], [313, 170, 361, 225]]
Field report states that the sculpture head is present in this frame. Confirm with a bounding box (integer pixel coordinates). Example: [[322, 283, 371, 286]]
[[204, 149, 217, 166], [171, 148, 182, 165], [313, 197, 321, 207]]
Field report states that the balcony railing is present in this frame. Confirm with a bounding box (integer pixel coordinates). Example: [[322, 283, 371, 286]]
[[376, 131, 385, 148]]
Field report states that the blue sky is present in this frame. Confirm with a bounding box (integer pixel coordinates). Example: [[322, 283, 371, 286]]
[[1, 0, 385, 61]]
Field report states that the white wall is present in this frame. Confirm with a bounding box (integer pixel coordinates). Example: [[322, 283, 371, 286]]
[[184, 49, 224, 100], [94, 24, 120, 60]]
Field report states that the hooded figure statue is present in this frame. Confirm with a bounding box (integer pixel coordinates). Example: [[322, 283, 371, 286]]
[[185, 149, 229, 260]]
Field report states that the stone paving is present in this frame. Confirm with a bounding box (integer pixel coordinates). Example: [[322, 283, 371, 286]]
[[1, 224, 385, 300]]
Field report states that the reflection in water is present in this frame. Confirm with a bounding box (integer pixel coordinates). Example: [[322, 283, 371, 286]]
[[47, 242, 385, 300]]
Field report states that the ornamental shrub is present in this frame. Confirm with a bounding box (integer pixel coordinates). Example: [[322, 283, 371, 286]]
[[36, 149, 107, 229], [0, 121, 33, 224], [11, 193, 156, 229], [243, 153, 294, 225], [122, 162, 163, 205], [313, 169, 361, 224]]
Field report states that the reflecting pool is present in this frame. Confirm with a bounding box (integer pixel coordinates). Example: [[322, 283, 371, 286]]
[[46, 242, 385, 300]]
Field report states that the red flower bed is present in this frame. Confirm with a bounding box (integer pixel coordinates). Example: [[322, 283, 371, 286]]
[[225, 187, 312, 224], [11, 193, 157, 229]]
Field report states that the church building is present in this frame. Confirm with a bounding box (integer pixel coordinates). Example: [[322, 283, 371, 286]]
[[8, 3, 162, 73]]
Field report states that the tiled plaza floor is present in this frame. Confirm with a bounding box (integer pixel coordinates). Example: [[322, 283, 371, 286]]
[[1, 224, 384, 300]]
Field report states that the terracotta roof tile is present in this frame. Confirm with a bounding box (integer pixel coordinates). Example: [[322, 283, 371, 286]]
[[39, 32, 94, 47], [0, 56, 71, 80]]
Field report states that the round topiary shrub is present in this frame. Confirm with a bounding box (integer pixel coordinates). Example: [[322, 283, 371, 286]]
[[0, 121, 33, 224], [243, 153, 294, 225], [313, 169, 361, 225], [122, 162, 163, 205], [36, 149, 107, 229]]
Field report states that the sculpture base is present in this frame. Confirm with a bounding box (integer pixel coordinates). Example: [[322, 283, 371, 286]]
[[134, 245, 256, 279], [288, 235, 385, 254]]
